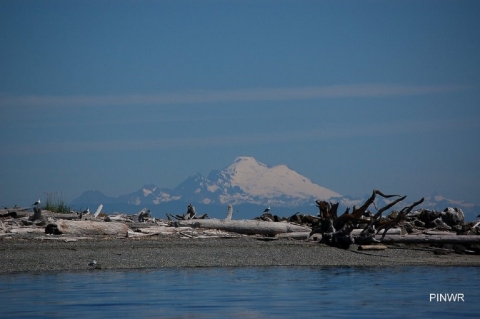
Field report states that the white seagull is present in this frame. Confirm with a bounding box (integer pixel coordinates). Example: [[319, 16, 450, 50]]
[[32, 199, 41, 206], [263, 206, 270, 213]]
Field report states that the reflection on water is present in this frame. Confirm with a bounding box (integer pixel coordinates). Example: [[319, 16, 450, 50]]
[[1, 266, 479, 318]]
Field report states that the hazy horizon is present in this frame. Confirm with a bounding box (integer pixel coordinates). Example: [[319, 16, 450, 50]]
[[1, 1, 479, 207]]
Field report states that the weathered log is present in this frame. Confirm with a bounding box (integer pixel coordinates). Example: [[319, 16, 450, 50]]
[[352, 189, 402, 219], [8, 227, 45, 234], [94, 204, 103, 218], [137, 208, 151, 222], [104, 214, 132, 222], [351, 228, 402, 236], [276, 232, 311, 240], [358, 245, 388, 250], [29, 207, 45, 223], [45, 220, 129, 237], [136, 226, 177, 235], [36, 236, 94, 242], [0, 207, 29, 214], [380, 234, 480, 244], [322, 223, 355, 249], [0, 211, 18, 218], [225, 204, 233, 220], [166, 204, 202, 221], [376, 197, 425, 239], [423, 230, 457, 236], [42, 211, 78, 220], [176, 219, 311, 236]]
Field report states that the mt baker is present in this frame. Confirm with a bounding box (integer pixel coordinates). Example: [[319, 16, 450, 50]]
[[72, 156, 479, 220], [74, 157, 340, 208], [176, 156, 340, 207]]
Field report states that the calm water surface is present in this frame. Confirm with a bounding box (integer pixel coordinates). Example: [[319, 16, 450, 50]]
[[1, 266, 478, 318]]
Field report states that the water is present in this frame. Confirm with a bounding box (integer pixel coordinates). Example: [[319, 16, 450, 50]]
[[1, 266, 478, 318]]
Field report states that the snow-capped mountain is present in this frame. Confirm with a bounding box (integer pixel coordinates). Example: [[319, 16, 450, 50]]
[[71, 156, 479, 220], [116, 184, 181, 205], [72, 156, 340, 208], [162, 156, 340, 207]]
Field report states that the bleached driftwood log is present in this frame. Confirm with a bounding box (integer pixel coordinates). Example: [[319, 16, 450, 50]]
[[94, 204, 103, 218], [351, 228, 402, 236], [105, 214, 132, 222], [7, 227, 45, 234], [176, 219, 311, 236], [45, 220, 129, 237], [42, 211, 78, 220], [29, 206, 43, 222], [225, 204, 233, 221], [358, 245, 388, 250], [276, 232, 311, 239], [380, 234, 480, 244]]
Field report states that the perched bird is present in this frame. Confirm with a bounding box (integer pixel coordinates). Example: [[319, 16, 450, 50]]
[[32, 199, 41, 206], [88, 260, 100, 269], [82, 207, 90, 215], [263, 206, 270, 213]]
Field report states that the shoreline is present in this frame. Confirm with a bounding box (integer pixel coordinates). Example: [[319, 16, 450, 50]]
[[1, 236, 479, 274]]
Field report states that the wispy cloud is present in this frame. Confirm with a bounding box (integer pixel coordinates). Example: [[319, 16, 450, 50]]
[[7, 116, 478, 156], [0, 83, 472, 108]]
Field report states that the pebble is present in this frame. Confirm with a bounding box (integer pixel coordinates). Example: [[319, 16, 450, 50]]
[[1, 237, 479, 273]]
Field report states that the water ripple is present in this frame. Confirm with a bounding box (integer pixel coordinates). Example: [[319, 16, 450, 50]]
[[1, 266, 479, 318]]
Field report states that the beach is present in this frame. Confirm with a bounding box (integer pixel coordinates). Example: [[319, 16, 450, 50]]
[[1, 236, 479, 273]]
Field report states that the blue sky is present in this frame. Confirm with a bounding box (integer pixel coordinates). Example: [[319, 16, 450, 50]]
[[1, 0, 479, 207]]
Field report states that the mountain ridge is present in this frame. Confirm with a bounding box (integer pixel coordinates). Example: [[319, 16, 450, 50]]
[[71, 156, 479, 220]]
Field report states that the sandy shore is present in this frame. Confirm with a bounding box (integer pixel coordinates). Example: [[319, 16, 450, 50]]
[[1, 236, 479, 273]]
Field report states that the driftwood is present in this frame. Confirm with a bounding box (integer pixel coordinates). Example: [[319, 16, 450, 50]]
[[276, 232, 311, 240], [380, 234, 480, 244], [28, 206, 43, 222], [225, 204, 233, 220], [42, 211, 78, 220], [358, 245, 388, 250], [175, 205, 311, 236], [351, 228, 401, 236], [176, 219, 311, 236], [137, 208, 151, 222], [45, 220, 129, 237], [0, 211, 18, 218], [311, 190, 428, 249], [334, 190, 403, 231], [375, 197, 425, 239], [94, 204, 103, 218], [166, 204, 209, 221]]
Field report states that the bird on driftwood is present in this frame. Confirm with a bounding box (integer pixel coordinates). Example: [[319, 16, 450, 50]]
[[32, 199, 41, 206], [263, 206, 270, 213]]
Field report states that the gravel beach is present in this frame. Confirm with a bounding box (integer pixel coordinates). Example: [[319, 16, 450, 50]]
[[1, 236, 479, 273]]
